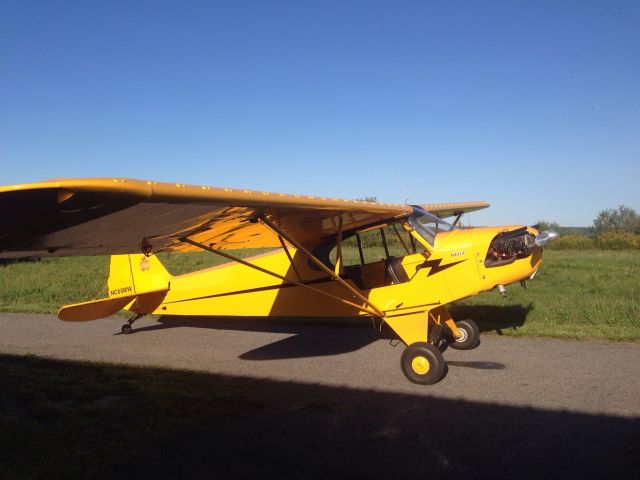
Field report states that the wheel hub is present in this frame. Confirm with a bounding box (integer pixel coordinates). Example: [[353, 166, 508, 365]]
[[411, 355, 430, 375], [455, 328, 468, 343]]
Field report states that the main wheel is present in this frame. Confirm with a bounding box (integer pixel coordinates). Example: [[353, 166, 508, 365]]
[[121, 324, 133, 335], [400, 342, 446, 385], [449, 319, 480, 350]]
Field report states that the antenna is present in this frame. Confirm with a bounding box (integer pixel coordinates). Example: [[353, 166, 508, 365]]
[[392, 174, 414, 204]]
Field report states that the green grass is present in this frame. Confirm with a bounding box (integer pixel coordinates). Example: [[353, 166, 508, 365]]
[[451, 250, 640, 341], [0, 256, 109, 314], [1, 250, 638, 341]]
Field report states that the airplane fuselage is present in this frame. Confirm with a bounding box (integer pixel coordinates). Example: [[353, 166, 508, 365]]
[[110, 223, 543, 330]]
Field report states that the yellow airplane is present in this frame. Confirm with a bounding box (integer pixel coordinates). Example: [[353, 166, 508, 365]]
[[0, 178, 557, 385]]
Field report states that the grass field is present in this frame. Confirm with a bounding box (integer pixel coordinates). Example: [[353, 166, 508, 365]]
[[1, 250, 638, 341], [450, 250, 639, 341]]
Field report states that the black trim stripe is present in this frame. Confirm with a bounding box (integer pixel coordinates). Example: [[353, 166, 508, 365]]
[[163, 276, 335, 305]]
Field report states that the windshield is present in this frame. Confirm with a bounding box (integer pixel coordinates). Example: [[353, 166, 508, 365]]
[[407, 206, 456, 246]]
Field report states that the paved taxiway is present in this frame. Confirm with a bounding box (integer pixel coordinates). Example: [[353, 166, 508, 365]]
[[1, 312, 639, 417], [2, 313, 640, 478]]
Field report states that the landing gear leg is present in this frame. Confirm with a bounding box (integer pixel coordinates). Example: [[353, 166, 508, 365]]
[[121, 314, 143, 334], [431, 306, 481, 351], [428, 322, 448, 352]]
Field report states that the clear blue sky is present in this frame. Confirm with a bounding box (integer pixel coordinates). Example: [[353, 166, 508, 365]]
[[1, 1, 638, 226]]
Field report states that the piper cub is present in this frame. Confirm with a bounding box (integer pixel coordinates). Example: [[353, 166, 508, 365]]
[[0, 178, 557, 384]]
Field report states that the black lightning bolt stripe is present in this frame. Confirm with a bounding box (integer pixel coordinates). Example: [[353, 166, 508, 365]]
[[422, 258, 466, 276]]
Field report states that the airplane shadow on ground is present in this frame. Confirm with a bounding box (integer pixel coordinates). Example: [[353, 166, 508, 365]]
[[1, 354, 638, 479], [449, 302, 533, 335], [129, 302, 532, 365], [133, 315, 394, 360]]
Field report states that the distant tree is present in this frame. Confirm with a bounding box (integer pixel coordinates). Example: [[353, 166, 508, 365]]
[[593, 205, 640, 234], [535, 220, 561, 232], [561, 226, 593, 236], [356, 196, 378, 203]]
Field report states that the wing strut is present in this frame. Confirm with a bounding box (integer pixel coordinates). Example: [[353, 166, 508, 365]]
[[334, 216, 344, 275], [180, 236, 384, 317], [259, 216, 385, 317], [277, 235, 302, 282]]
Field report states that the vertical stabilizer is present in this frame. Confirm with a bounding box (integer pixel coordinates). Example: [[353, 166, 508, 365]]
[[108, 254, 171, 297]]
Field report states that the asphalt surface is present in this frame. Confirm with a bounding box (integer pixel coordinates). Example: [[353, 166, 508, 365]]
[[1, 313, 639, 417], [1, 313, 639, 478]]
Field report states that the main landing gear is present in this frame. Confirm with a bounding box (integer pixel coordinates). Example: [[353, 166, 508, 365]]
[[394, 313, 481, 385], [121, 314, 143, 334], [401, 342, 446, 385], [448, 319, 480, 350]]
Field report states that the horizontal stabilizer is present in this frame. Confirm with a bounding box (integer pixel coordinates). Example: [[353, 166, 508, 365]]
[[58, 287, 169, 322]]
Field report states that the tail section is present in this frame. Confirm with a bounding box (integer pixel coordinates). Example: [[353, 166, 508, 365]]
[[57, 254, 171, 322], [108, 254, 171, 297]]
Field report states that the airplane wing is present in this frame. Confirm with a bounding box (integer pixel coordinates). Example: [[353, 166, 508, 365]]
[[0, 178, 489, 258]]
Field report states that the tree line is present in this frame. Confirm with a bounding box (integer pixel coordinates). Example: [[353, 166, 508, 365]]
[[539, 205, 640, 250]]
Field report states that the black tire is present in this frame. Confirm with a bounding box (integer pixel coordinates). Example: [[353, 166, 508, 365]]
[[449, 319, 480, 350], [436, 339, 449, 353], [121, 324, 133, 334], [400, 342, 446, 385]]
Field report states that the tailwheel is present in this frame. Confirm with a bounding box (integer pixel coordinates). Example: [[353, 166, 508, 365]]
[[120, 313, 143, 335], [400, 342, 446, 385], [449, 319, 480, 350]]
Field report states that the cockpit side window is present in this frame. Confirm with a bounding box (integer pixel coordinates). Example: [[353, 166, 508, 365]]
[[329, 220, 423, 267]]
